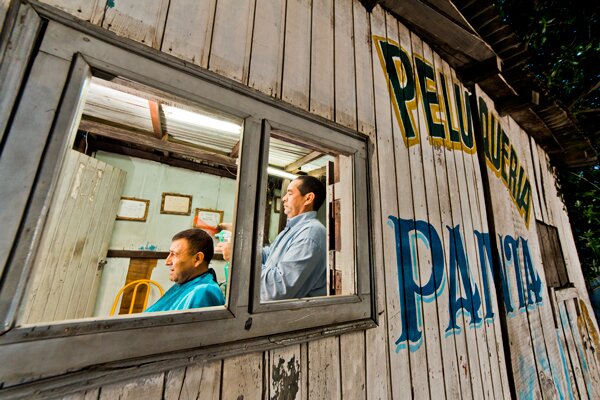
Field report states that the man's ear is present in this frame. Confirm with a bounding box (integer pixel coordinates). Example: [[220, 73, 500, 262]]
[[194, 251, 205, 268], [304, 192, 315, 206]]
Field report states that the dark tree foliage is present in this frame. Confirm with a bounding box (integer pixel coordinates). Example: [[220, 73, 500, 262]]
[[494, 0, 600, 283]]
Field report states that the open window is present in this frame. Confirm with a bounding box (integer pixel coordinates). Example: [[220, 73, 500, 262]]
[[0, 7, 375, 382], [19, 76, 243, 324]]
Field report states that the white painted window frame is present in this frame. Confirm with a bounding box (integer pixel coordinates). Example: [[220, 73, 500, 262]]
[[0, 4, 376, 383]]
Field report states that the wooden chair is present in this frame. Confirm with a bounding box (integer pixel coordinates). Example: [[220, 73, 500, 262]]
[[110, 279, 164, 315]]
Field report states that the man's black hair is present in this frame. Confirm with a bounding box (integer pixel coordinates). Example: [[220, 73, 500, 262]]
[[295, 175, 326, 211], [172, 229, 214, 264]]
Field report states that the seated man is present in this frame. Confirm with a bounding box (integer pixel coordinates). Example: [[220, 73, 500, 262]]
[[218, 175, 327, 301], [145, 229, 225, 312]]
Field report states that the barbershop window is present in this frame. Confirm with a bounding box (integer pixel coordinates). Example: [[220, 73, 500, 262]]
[[18, 73, 366, 325], [0, 14, 373, 381], [258, 133, 356, 302], [19, 76, 242, 324]]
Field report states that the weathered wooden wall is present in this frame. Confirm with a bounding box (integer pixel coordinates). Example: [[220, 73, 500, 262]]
[[3, 0, 596, 398], [478, 88, 600, 399]]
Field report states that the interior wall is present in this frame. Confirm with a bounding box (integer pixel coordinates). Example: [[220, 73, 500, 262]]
[[96, 151, 236, 252]]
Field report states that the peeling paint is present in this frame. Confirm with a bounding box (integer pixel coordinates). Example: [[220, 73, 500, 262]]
[[107, 0, 115, 8], [271, 356, 300, 400]]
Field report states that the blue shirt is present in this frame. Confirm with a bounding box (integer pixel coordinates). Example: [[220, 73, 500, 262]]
[[145, 269, 225, 312], [261, 211, 327, 301]]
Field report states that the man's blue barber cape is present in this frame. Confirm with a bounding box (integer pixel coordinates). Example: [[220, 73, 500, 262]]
[[145, 269, 225, 312]]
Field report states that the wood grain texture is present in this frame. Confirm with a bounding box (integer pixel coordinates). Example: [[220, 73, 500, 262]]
[[340, 331, 366, 400], [268, 344, 302, 400], [352, 0, 375, 137], [407, 33, 445, 400], [248, 0, 286, 97], [369, 6, 411, 399], [221, 352, 263, 400], [281, 0, 312, 110], [334, 0, 357, 130], [99, 373, 163, 400], [39, 0, 105, 23], [164, 360, 222, 400], [161, 0, 217, 67], [310, 0, 334, 120], [102, 0, 169, 49], [308, 336, 341, 399], [209, 0, 256, 83]]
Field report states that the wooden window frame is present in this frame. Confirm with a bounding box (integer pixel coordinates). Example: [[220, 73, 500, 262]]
[[0, 4, 376, 384]]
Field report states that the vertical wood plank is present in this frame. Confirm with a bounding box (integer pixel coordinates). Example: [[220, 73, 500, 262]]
[[364, 9, 392, 399], [300, 342, 308, 400], [515, 123, 570, 399], [209, 0, 256, 84], [565, 299, 597, 399], [444, 87, 486, 400], [352, 0, 375, 137], [281, 0, 312, 110], [470, 107, 511, 400], [221, 352, 263, 400], [102, 0, 169, 49], [333, 0, 357, 130], [558, 301, 589, 399], [39, 0, 106, 23], [360, 4, 391, 398], [268, 344, 302, 400], [161, 0, 217, 67], [530, 139, 548, 222], [248, 0, 286, 97], [340, 331, 366, 400], [537, 149, 555, 225], [406, 33, 445, 400], [307, 336, 341, 399], [424, 51, 464, 400], [98, 373, 164, 400], [164, 360, 222, 400], [309, 0, 334, 120], [369, 5, 411, 399], [476, 87, 543, 399]]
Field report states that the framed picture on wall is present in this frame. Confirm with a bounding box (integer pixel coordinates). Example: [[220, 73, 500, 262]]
[[161, 192, 193, 215], [116, 197, 150, 222], [193, 208, 224, 236]]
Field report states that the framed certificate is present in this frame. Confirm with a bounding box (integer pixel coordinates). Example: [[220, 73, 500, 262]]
[[193, 208, 224, 235], [116, 197, 150, 222], [161, 192, 192, 215]]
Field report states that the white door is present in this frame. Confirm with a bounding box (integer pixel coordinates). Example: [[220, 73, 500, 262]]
[[22, 149, 126, 324]]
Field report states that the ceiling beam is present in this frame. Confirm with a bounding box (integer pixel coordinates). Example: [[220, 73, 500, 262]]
[[148, 100, 164, 139], [229, 140, 240, 158], [285, 151, 323, 172], [79, 119, 237, 168]]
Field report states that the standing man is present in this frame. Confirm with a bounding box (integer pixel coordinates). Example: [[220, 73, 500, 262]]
[[145, 229, 225, 312], [218, 175, 327, 301]]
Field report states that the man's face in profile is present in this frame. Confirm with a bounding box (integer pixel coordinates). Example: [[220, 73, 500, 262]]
[[282, 179, 311, 218], [166, 238, 200, 284]]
